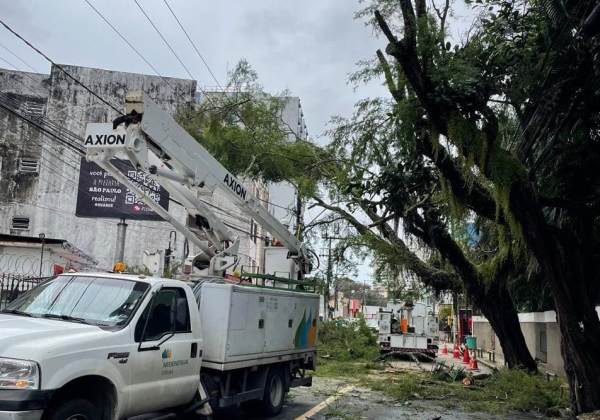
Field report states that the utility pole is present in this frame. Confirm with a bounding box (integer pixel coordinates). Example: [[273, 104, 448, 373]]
[[295, 193, 303, 241], [319, 235, 333, 320], [38, 233, 45, 277], [114, 218, 128, 264], [321, 222, 346, 319]]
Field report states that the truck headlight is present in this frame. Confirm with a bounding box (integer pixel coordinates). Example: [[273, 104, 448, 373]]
[[0, 358, 40, 390]]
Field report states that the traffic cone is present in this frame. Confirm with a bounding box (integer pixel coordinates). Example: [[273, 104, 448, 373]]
[[453, 342, 460, 359], [441, 341, 448, 355], [462, 347, 471, 365], [468, 351, 479, 371]]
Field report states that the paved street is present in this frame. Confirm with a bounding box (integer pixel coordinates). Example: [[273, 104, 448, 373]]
[[215, 376, 548, 420]]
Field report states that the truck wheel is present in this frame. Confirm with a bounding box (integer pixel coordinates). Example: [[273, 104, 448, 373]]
[[45, 398, 99, 420], [262, 368, 285, 416]]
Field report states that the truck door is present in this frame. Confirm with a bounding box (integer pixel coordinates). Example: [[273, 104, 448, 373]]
[[127, 287, 201, 415]]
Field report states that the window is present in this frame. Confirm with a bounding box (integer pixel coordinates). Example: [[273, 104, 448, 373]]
[[21, 100, 45, 117], [17, 158, 39, 174], [135, 287, 190, 342], [6, 276, 149, 327], [11, 216, 30, 230]]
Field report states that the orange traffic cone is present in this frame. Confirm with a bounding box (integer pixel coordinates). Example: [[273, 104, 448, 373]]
[[441, 341, 448, 355], [453, 342, 460, 359], [462, 347, 471, 365], [468, 351, 479, 371]]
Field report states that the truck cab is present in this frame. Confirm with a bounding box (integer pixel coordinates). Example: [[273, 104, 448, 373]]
[[0, 272, 201, 419]]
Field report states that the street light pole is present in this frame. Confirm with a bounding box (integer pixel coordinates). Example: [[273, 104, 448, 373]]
[[38, 233, 45, 277]]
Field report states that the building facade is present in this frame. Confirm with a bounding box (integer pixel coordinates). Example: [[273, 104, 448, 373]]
[[0, 64, 269, 274]]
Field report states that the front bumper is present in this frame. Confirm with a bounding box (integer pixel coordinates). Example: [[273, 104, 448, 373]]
[[0, 390, 52, 420], [0, 410, 43, 420]]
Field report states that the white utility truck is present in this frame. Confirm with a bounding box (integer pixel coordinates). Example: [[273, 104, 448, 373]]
[[377, 300, 439, 357], [0, 93, 318, 420]]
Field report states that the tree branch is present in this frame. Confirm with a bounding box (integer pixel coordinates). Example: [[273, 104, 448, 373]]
[[416, 132, 501, 223], [312, 196, 461, 292], [376, 49, 403, 102]]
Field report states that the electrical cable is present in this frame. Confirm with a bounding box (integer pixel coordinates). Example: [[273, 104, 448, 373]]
[[133, 0, 195, 81], [0, 55, 45, 88], [162, 0, 222, 87], [82, 0, 178, 93], [0, 18, 123, 115], [0, 41, 38, 73]]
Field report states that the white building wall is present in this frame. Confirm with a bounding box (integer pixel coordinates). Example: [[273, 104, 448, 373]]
[[267, 96, 308, 234]]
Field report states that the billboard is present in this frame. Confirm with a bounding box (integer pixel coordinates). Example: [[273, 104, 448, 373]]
[[75, 157, 169, 221]]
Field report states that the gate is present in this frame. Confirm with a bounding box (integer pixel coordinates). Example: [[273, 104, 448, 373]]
[[0, 273, 47, 310]]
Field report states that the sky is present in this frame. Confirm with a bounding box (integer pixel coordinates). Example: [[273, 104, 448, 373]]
[[0, 0, 472, 285]]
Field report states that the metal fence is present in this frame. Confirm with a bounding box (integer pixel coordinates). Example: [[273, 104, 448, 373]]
[[0, 273, 47, 310]]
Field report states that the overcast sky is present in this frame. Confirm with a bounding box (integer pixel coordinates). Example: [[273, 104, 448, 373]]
[[1, 0, 471, 285]]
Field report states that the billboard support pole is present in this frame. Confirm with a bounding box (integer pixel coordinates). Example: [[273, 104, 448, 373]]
[[114, 218, 127, 264]]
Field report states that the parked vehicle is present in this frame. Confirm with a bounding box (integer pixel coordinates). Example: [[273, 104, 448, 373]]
[[0, 272, 318, 419]]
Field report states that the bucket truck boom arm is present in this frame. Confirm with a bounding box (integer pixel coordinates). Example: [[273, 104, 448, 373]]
[[85, 91, 310, 278]]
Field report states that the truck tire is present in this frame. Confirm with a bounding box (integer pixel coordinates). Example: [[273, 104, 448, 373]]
[[262, 368, 285, 416], [45, 398, 99, 420]]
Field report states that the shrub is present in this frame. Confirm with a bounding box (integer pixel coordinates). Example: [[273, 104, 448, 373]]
[[317, 318, 378, 361]]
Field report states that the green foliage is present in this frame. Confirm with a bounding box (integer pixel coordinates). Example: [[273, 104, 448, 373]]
[[127, 265, 152, 276], [162, 261, 182, 279], [317, 318, 379, 362], [315, 360, 381, 378], [177, 59, 330, 198], [431, 362, 466, 382], [362, 368, 568, 414]]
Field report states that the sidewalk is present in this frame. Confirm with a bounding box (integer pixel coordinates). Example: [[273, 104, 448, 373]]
[[435, 346, 495, 376]]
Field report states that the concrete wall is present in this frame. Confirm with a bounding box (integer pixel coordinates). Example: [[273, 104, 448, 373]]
[[0, 69, 48, 218], [0, 243, 92, 276], [472, 310, 597, 375]]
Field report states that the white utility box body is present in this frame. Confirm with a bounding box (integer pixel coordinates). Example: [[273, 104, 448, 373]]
[[196, 282, 319, 371]]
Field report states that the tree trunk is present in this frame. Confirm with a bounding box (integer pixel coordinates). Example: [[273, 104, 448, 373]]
[[511, 184, 600, 414], [420, 215, 537, 373], [541, 249, 600, 413], [556, 302, 600, 414], [476, 284, 537, 371]]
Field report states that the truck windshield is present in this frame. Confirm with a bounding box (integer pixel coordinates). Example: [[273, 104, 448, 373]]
[[4, 276, 149, 327]]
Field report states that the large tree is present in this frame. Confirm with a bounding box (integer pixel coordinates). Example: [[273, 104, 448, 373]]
[[180, 58, 538, 371], [364, 0, 600, 413], [317, 94, 536, 370]]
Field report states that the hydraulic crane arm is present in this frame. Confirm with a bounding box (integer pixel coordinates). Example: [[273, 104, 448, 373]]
[[85, 92, 310, 277]]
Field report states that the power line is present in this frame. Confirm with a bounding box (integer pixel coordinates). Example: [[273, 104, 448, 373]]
[[0, 41, 38, 72], [133, 0, 195, 81], [0, 98, 84, 155], [162, 0, 222, 88], [82, 0, 177, 92], [0, 55, 20, 71], [0, 18, 123, 115]]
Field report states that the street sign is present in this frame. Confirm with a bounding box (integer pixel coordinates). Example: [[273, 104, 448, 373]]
[[75, 157, 169, 221]]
